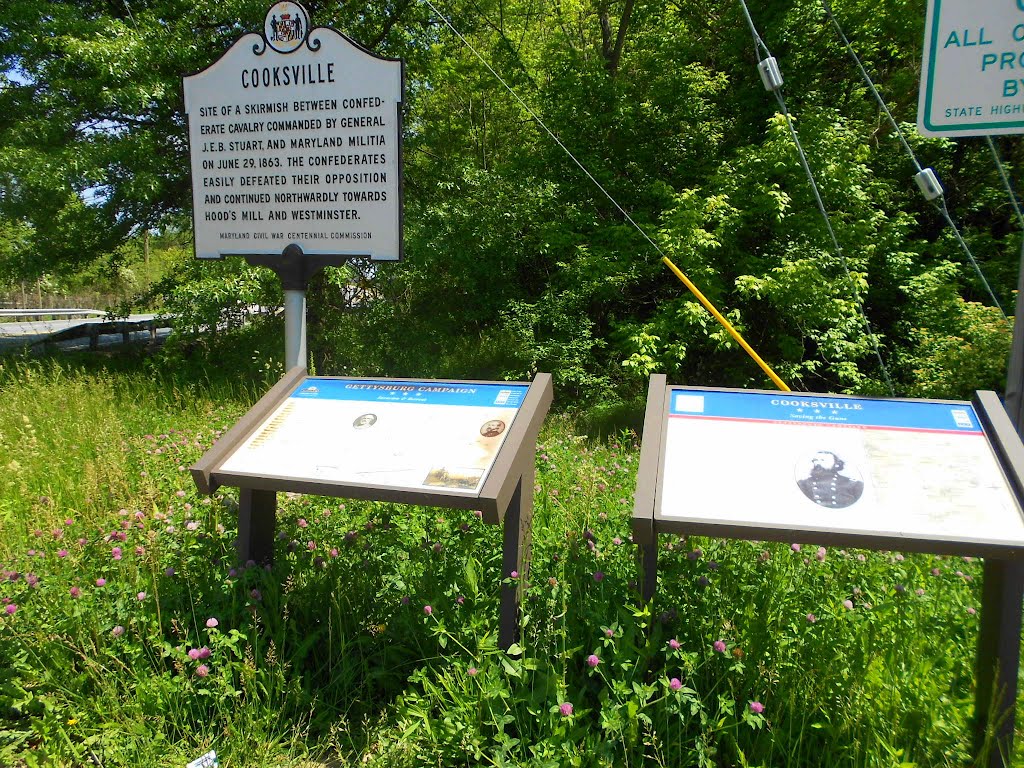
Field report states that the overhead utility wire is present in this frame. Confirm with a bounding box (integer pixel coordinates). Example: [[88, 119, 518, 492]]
[[418, 0, 791, 391], [736, 0, 895, 395], [820, 0, 1011, 324], [986, 137, 1024, 231]]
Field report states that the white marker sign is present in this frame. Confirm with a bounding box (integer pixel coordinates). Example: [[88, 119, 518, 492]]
[[183, 2, 403, 259], [919, 0, 1024, 137]]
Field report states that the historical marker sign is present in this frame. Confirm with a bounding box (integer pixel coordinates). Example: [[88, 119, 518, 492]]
[[183, 2, 403, 260], [642, 385, 1024, 552], [919, 0, 1024, 137], [216, 378, 529, 493], [191, 370, 553, 651], [633, 385, 1024, 767]]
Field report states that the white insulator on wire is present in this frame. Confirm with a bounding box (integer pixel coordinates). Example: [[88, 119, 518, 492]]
[[758, 57, 783, 91], [914, 167, 944, 201]]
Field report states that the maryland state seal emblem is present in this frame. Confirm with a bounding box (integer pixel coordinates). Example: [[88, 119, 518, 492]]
[[265, 2, 310, 53]]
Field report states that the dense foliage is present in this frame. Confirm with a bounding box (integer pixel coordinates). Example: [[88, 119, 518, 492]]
[[1, 0, 1021, 400], [2, 4, 1022, 763], [0, 352, 991, 766]]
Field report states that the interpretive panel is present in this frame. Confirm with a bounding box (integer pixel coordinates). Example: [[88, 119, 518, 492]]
[[183, 2, 403, 260], [658, 388, 1024, 548], [218, 378, 528, 493]]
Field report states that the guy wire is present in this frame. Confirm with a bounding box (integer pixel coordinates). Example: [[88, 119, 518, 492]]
[[736, 0, 895, 395], [820, 0, 921, 173], [986, 137, 1024, 232], [934, 197, 1008, 318], [821, 0, 1011, 324], [418, 0, 791, 391]]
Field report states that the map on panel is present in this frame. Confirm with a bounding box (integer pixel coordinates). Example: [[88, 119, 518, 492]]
[[659, 390, 1024, 547], [218, 378, 527, 493]]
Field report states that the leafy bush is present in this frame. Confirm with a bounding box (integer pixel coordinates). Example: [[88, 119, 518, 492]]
[[0, 357, 991, 767]]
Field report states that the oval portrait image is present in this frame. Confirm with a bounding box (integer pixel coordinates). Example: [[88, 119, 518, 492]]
[[352, 413, 377, 429], [480, 419, 506, 438], [794, 450, 864, 509]]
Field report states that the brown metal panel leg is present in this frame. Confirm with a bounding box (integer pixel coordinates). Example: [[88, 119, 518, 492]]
[[641, 539, 658, 603], [519, 465, 535, 590], [238, 487, 277, 565], [974, 558, 1024, 767], [499, 469, 534, 653]]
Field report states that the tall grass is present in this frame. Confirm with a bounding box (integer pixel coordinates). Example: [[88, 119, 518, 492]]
[[0, 352, 993, 767]]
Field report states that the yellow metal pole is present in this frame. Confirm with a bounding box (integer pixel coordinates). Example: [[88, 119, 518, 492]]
[[661, 256, 791, 392]]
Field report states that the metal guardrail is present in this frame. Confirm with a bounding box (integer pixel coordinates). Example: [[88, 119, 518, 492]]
[[0, 308, 108, 320], [1, 306, 270, 352], [34, 319, 164, 350]]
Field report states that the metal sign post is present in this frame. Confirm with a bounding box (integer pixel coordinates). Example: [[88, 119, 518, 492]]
[[987, 257, 1024, 766], [918, 7, 1024, 761], [973, 390, 1024, 766], [244, 244, 344, 369], [283, 289, 306, 371]]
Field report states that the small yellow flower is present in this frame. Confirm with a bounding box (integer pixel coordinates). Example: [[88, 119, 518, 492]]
[[67, 718, 78, 725]]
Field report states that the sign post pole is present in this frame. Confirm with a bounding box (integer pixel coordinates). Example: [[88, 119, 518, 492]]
[[973, 392, 1024, 767], [918, 8, 1024, 761], [283, 288, 307, 371], [238, 487, 277, 564], [1002, 258, 1024, 431], [974, 559, 1024, 767], [499, 466, 535, 652], [245, 243, 341, 369]]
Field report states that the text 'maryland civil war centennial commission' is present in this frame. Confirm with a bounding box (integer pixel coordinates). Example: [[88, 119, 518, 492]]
[[183, 2, 403, 260]]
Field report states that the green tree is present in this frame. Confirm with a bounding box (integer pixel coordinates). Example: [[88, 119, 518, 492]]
[[2, 0, 1020, 400]]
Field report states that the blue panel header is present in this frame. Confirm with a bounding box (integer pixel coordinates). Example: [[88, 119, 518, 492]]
[[290, 378, 528, 409], [668, 389, 981, 433]]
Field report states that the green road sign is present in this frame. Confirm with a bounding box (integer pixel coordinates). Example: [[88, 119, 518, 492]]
[[919, 0, 1024, 137]]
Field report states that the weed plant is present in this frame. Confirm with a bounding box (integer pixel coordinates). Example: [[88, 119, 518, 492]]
[[0, 352, 993, 767]]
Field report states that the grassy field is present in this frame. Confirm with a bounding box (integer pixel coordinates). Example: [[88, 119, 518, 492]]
[[0, 345, 998, 767]]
